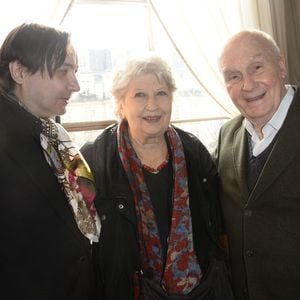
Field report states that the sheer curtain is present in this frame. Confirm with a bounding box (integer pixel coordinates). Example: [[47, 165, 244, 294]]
[[256, 0, 300, 86], [282, 0, 300, 86], [149, 0, 264, 117], [0, 0, 72, 44]]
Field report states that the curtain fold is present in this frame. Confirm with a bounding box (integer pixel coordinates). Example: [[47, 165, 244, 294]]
[[256, 0, 300, 86], [149, 0, 262, 117], [0, 0, 73, 43], [51, 0, 75, 25], [283, 0, 300, 86]]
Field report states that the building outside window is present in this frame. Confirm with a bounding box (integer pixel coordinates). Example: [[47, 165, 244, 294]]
[[60, 0, 228, 151]]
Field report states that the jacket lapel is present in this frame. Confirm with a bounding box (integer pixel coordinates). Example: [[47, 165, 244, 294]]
[[232, 125, 249, 201], [0, 98, 84, 243], [7, 133, 83, 237]]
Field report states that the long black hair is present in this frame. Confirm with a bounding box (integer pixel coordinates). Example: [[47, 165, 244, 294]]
[[0, 23, 70, 92]]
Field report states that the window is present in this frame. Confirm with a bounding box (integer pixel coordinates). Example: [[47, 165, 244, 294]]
[[61, 0, 228, 151]]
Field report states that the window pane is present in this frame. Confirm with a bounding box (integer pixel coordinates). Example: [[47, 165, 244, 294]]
[[61, 1, 226, 149], [61, 1, 149, 123]]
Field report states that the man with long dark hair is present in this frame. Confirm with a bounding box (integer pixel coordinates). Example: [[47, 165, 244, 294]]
[[0, 23, 100, 299]]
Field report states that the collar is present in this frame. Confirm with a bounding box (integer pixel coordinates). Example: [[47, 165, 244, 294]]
[[244, 85, 294, 156], [2, 92, 43, 137], [245, 85, 294, 137]]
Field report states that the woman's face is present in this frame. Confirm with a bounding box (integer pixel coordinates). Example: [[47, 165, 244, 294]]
[[120, 74, 172, 142]]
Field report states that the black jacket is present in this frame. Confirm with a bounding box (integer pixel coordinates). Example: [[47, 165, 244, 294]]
[[81, 123, 224, 300], [0, 93, 99, 300]]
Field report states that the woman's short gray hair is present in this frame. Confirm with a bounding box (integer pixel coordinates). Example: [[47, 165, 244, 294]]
[[111, 55, 176, 118]]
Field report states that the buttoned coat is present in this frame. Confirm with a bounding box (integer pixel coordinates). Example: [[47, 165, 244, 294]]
[[0, 94, 99, 300], [215, 87, 300, 300]]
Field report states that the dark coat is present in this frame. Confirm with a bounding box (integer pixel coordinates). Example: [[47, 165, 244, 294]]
[[0, 94, 99, 300], [215, 87, 300, 300], [81, 124, 224, 300]]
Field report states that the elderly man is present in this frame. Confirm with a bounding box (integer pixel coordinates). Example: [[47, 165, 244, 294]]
[[215, 29, 300, 300]]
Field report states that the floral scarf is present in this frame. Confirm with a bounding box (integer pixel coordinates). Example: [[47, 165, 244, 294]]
[[40, 118, 100, 242], [117, 120, 202, 295]]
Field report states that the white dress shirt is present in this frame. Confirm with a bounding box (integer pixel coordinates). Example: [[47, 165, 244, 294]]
[[244, 85, 294, 157]]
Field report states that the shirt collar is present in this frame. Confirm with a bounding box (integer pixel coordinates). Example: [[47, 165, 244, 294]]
[[244, 85, 294, 137]]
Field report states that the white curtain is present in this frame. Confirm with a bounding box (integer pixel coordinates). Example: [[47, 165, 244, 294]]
[[0, 0, 72, 44], [149, 0, 268, 117], [255, 0, 288, 55]]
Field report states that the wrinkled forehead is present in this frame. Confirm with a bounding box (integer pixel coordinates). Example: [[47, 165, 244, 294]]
[[128, 73, 168, 88], [220, 35, 272, 69]]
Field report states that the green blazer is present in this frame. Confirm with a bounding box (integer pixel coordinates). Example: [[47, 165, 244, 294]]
[[215, 86, 300, 300]]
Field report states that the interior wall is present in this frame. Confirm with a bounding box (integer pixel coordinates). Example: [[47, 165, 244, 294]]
[[268, 0, 300, 86], [284, 0, 300, 86]]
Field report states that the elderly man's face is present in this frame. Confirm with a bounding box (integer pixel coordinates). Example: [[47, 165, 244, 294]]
[[220, 35, 287, 127]]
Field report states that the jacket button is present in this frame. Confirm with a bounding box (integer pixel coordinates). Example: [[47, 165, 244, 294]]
[[118, 204, 124, 210], [245, 250, 254, 257], [244, 209, 252, 217], [100, 214, 106, 221], [202, 178, 207, 183]]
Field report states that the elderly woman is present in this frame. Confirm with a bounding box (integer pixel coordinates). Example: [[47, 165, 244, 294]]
[[81, 56, 232, 300]]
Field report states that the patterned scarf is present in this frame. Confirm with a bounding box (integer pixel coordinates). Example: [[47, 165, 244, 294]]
[[117, 120, 202, 295], [40, 118, 100, 242]]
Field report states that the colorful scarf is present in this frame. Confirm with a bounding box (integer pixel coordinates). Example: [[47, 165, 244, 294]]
[[117, 120, 202, 295], [40, 118, 100, 242]]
